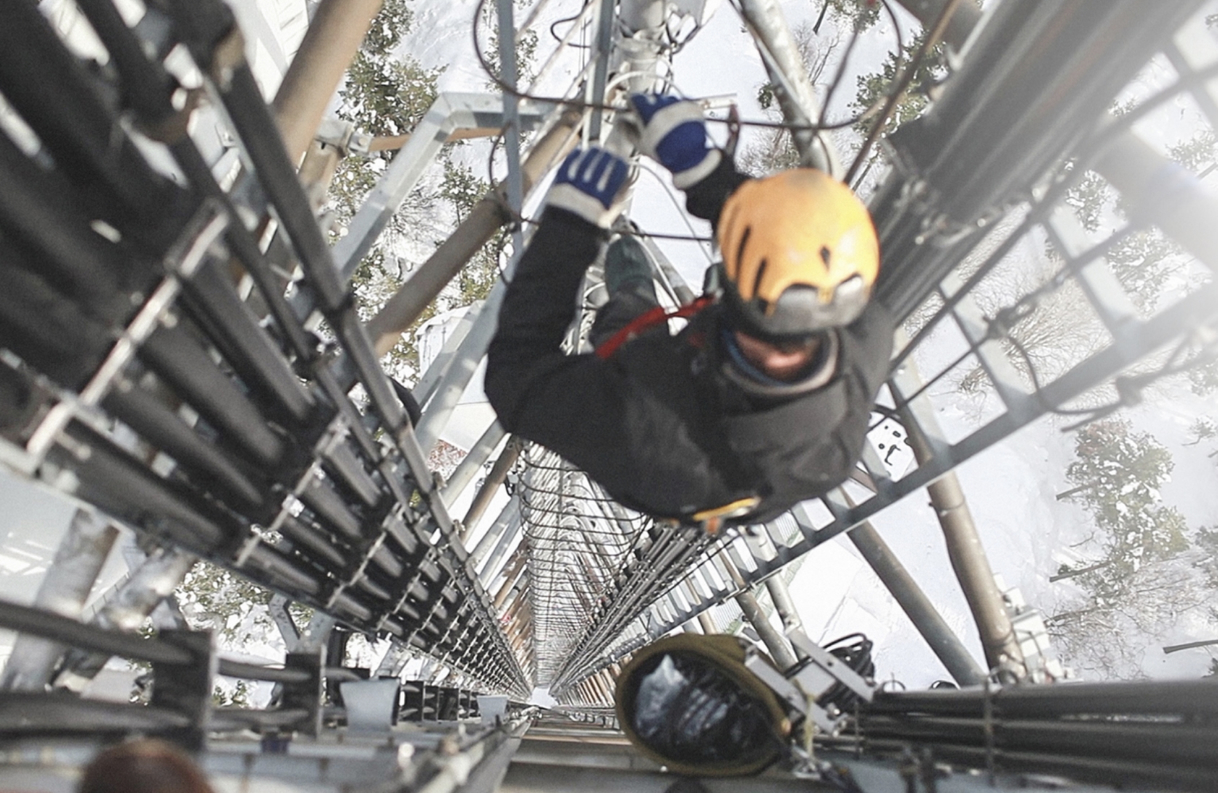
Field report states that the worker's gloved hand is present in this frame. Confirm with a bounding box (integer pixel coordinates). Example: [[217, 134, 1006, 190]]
[[546, 147, 631, 228], [629, 93, 722, 189]]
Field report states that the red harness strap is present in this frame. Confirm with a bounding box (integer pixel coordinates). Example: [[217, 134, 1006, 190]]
[[594, 296, 713, 359]]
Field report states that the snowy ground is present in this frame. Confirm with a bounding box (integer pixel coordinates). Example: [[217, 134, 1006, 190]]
[[785, 367, 1218, 686]]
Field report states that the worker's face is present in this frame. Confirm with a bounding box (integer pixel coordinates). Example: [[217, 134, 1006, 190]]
[[732, 331, 820, 382]]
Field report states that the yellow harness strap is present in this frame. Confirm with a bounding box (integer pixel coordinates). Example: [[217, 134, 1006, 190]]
[[692, 496, 760, 535]]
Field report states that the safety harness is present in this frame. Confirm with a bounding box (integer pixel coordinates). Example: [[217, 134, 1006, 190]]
[[593, 295, 761, 533]]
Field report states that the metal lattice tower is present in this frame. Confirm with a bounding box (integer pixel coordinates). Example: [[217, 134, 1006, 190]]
[[0, 0, 1217, 790]]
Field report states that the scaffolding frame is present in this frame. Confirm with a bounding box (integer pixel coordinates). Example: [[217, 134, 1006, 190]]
[[1, 0, 1218, 788]]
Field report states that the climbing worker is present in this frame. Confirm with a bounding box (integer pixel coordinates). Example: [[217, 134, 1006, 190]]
[[484, 94, 894, 531]]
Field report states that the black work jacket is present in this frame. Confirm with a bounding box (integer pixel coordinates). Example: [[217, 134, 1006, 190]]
[[484, 163, 894, 527]]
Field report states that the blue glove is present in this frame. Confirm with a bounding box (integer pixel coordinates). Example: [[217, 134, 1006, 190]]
[[629, 93, 722, 189], [546, 147, 631, 228]]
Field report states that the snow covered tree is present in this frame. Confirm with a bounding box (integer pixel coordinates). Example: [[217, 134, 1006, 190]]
[[1054, 418, 1188, 593], [1059, 505, 1188, 601], [336, 0, 438, 139], [1058, 126, 1214, 316], [1073, 175, 1180, 312], [740, 2, 905, 179], [1187, 359, 1218, 396], [1185, 417, 1217, 447], [323, 0, 444, 380], [1048, 418, 1201, 679], [1194, 524, 1218, 588], [814, 0, 881, 34], [952, 119, 1214, 399], [439, 155, 502, 305], [1063, 169, 1110, 234], [955, 259, 1105, 395], [1049, 553, 1214, 680], [176, 562, 276, 651], [477, 0, 539, 92], [324, 0, 536, 379], [1057, 419, 1172, 507], [170, 561, 283, 705], [850, 31, 946, 141], [329, 0, 442, 236]]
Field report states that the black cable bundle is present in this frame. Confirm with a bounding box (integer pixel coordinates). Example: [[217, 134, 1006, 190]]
[[818, 633, 875, 714]]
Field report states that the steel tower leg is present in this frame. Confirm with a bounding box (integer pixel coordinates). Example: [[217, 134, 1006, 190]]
[[458, 433, 518, 539], [721, 556, 798, 671], [367, 111, 583, 354], [0, 510, 117, 691], [848, 521, 987, 685], [737, 0, 839, 175], [272, 0, 385, 165], [902, 409, 1022, 679], [55, 543, 197, 691]]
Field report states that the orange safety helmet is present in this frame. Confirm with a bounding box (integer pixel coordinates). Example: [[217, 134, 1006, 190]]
[[716, 169, 880, 339]]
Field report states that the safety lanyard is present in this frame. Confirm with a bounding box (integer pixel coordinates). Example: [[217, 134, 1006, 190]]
[[593, 296, 713, 359]]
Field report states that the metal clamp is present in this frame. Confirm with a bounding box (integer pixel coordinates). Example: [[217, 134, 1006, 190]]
[[314, 117, 372, 155], [744, 628, 875, 735]]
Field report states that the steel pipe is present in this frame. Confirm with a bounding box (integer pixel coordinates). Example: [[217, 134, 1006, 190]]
[[0, 510, 118, 691], [930, 744, 1218, 792], [736, 0, 838, 175], [905, 420, 1021, 677], [0, 597, 193, 667], [0, 134, 129, 320], [51, 422, 233, 553], [720, 556, 797, 671], [57, 545, 197, 691], [868, 678, 1218, 718], [848, 520, 986, 686], [444, 423, 507, 516], [861, 715, 1218, 766], [461, 435, 521, 540], [0, 0, 187, 242], [216, 659, 312, 684], [367, 109, 583, 354], [102, 384, 267, 512], [875, 0, 1206, 316], [0, 694, 191, 733], [892, 0, 1218, 276], [475, 501, 523, 577], [210, 707, 313, 731], [493, 555, 529, 610], [272, 0, 387, 166]]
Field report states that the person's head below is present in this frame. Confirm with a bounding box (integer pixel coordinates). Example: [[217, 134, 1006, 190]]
[[78, 738, 216, 793], [716, 168, 879, 389]]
